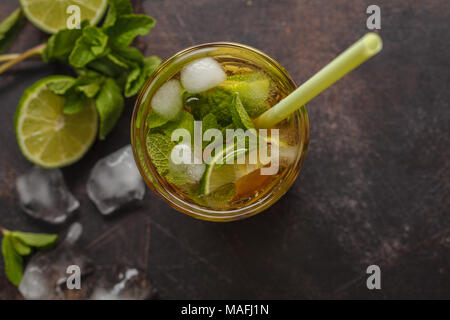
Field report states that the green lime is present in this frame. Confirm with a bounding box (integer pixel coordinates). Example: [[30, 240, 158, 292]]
[[200, 144, 260, 196], [221, 72, 271, 118], [229, 94, 255, 130], [200, 135, 298, 195], [15, 76, 98, 168], [20, 0, 107, 34]]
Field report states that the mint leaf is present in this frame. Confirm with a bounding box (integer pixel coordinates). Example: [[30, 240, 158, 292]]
[[230, 94, 255, 130], [48, 76, 101, 98], [202, 113, 220, 134], [103, 0, 133, 28], [77, 81, 102, 98], [144, 55, 161, 76], [185, 88, 234, 126], [1, 230, 58, 286], [86, 56, 126, 79], [2, 234, 23, 286], [96, 78, 124, 139], [221, 123, 236, 136], [106, 52, 130, 69], [112, 46, 143, 61], [123, 60, 143, 97], [47, 76, 101, 114], [124, 55, 161, 98], [11, 237, 31, 256], [0, 9, 25, 54], [206, 88, 234, 126], [105, 14, 155, 48], [94, 48, 160, 98], [158, 110, 194, 139], [47, 78, 76, 95], [146, 133, 174, 175], [201, 113, 220, 148], [11, 231, 58, 248], [43, 28, 83, 63], [75, 68, 102, 78], [205, 183, 236, 208], [185, 93, 211, 120], [76, 75, 105, 98], [69, 26, 109, 68], [63, 88, 89, 114], [147, 109, 169, 129], [107, 47, 143, 94]]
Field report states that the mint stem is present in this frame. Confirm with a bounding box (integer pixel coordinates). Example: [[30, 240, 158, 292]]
[[0, 43, 46, 75], [0, 226, 8, 235], [0, 53, 20, 63], [0, 52, 43, 63]]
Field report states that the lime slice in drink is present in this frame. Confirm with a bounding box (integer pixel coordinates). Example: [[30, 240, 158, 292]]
[[221, 72, 271, 118], [200, 144, 260, 196], [200, 136, 298, 195], [19, 0, 107, 34], [15, 76, 98, 168]]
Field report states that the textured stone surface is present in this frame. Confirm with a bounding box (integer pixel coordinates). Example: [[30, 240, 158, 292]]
[[0, 0, 448, 299]]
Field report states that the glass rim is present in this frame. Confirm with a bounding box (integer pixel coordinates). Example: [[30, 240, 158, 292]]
[[131, 42, 310, 222]]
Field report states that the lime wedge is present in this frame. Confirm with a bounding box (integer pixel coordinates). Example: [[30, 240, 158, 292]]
[[221, 73, 271, 118], [200, 135, 299, 195], [229, 94, 255, 130], [19, 0, 107, 34], [15, 76, 98, 168], [200, 144, 260, 196]]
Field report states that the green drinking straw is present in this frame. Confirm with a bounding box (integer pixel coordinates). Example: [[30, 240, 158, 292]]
[[253, 33, 383, 129]]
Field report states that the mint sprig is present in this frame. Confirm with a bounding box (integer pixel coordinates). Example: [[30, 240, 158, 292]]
[[42, 0, 160, 138], [0, 0, 161, 140], [1, 228, 58, 286]]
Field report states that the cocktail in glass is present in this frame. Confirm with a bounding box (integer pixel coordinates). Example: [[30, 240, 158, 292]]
[[131, 43, 309, 221]]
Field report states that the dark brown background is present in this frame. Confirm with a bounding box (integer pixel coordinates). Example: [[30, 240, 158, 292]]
[[0, 0, 449, 299]]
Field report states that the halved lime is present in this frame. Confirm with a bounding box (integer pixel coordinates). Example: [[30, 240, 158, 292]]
[[20, 0, 108, 34], [200, 144, 260, 195], [15, 76, 98, 168]]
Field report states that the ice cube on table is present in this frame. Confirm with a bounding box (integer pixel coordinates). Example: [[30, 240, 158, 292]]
[[151, 79, 183, 120], [19, 223, 92, 300], [169, 144, 205, 184], [87, 145, 145, 215], [16, 166, 79, 224], [181, 57, 226, 93], [90, 266, 153, 300]]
